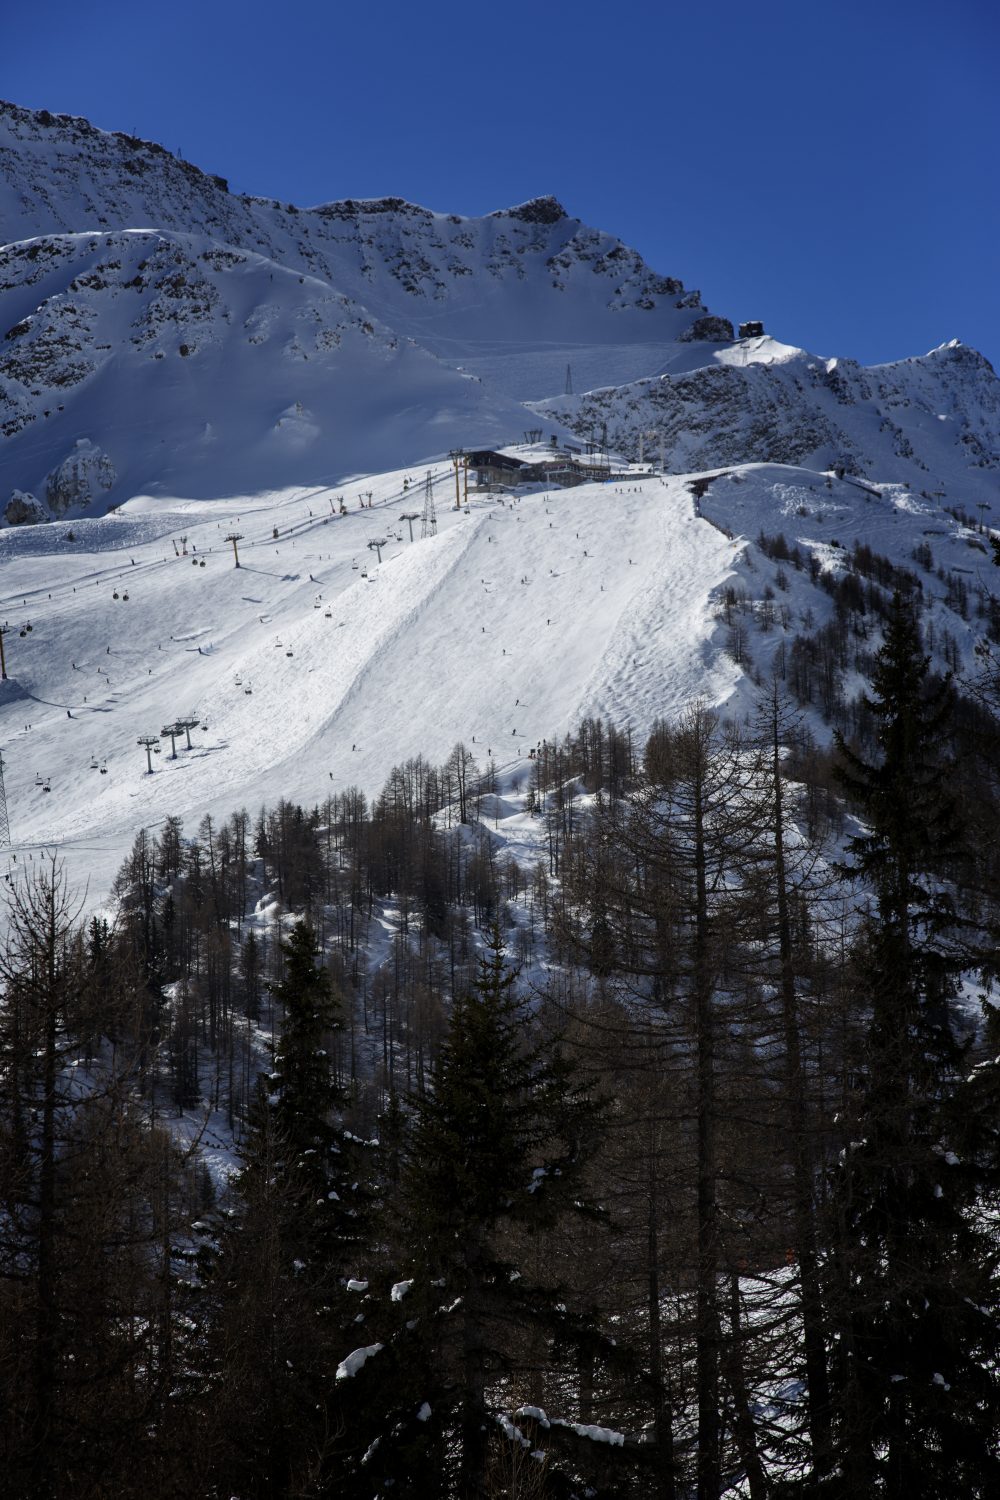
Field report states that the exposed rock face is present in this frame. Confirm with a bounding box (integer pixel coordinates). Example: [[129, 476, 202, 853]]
[[44, 438, 115, 515], [535, 340, 1000, 499], [680, 314, 736, 342], [4, 487, 44, 524]]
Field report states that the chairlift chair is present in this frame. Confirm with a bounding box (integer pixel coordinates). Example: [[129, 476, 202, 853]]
[[122, 592, 129, 601], [113, 591, 119, 599], [90, 757, 99, 770]]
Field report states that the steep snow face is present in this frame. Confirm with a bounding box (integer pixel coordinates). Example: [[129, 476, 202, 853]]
[[0, 229, 541, 515], [0, 103, 727, 404], [536, 339, 1000, 503]]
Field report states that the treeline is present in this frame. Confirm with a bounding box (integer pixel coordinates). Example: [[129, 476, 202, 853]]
[[2, 595, 1000, 1498]]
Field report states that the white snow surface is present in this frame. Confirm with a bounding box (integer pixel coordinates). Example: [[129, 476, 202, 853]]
[[2, 450, 998, 916], [0, 464, 740, 909], [335, 1343, 383, 1381]]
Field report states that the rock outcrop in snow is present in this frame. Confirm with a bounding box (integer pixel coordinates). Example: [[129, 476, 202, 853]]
[[44, 437, 115, 515]]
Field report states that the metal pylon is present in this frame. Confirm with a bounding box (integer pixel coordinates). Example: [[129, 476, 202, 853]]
[[421, 471, 437, 539], [0, 750, 12, 849]]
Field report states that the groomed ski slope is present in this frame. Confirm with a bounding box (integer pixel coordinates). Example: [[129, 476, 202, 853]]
[[0, 466, 741, 907]]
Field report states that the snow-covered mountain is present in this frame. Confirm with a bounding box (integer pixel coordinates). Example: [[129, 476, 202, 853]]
[[536, 335, 1000, 504], [1, 97, 999, 913], [0, 99, 733, 512], [3, 98, 998, 529], [0, 226, 539, 512]]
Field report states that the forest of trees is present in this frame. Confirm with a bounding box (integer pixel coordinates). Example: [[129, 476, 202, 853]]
[[2, 591, 1000, 1498]]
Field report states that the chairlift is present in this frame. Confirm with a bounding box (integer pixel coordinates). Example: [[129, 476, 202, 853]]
[[285, 650, 294, 658], [42, 782, 51, 794], [25, 622, 32, 632], [235, 674, 243, 685], [90, 757, 99, 770], [100, 761, 108, 775], [244, 683, 252, 695], [200, 722, 208, 731], [113, 591, 119, 599], [351, 559, 359, 571], [324, 610, 332, 619], [122, 592, 129, 601], [34, 773, 43, 787], [19, 629, 26, 638], [361, 568, 368, 579]]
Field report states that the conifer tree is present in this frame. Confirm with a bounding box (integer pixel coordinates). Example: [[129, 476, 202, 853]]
[[829, 594, 1000, 1495], [341, 927, 637, 1499], [203, 921, 369, 1497]]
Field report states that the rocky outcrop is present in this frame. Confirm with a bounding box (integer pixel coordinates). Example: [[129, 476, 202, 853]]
[[44, 438, 115, 514], [4, 488, 44, 524], [679, 314, 736, 342]]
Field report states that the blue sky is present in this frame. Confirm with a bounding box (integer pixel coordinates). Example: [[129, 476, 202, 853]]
[[3, 0, 997, 368]]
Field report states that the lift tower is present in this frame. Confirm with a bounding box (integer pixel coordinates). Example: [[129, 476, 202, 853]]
[[225, 532, 244, 567], [449, 450, 465, 510], [138, 735, 161, 774], [421, 472, 437, 539], [399, 512, 420, 542], [160, 723, 183, 760], [175, 716, 201, 750], [0, 749, 12, 847]]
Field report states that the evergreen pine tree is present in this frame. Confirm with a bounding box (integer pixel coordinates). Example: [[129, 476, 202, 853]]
[[340, 927, 639, 1499], [828, 594, 1000, 1496], [202, 921, 370, 1497]]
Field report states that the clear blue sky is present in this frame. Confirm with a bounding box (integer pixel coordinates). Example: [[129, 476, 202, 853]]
[[4, 0, 997, 369]]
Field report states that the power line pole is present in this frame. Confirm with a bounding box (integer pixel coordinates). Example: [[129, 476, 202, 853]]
[[137, 735, 160, 774], [565, 363, 573, 396], [225, 531, 244, 567], [400, 512, 420, 542], [0, 749, 11, 848], [421, 471, 437, 539]]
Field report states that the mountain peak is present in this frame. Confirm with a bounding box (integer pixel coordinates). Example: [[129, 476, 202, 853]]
[[492, 196, 568, 224]]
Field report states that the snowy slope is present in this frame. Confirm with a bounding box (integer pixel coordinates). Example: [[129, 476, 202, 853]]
[[0, 228, 543, 513], [2, 446, 995, 914], [0, 464, 739, 906]]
